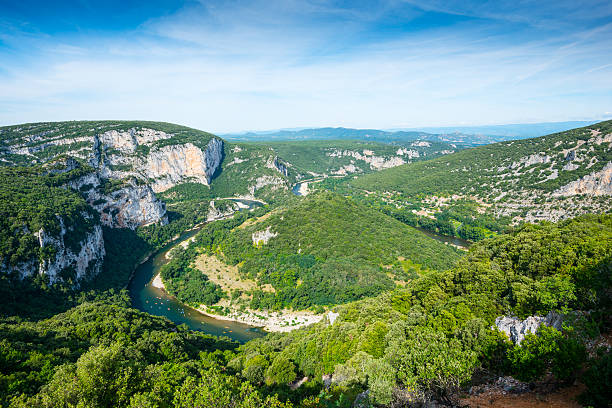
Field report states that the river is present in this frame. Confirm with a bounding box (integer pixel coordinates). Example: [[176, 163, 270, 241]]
[[414, 227, 471, 249], [128, 197, 468, 343], [128, 199, 266, 343]]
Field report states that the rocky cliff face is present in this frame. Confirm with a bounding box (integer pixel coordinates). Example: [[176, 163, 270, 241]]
[[68, 164, 168, 229], [553, 161, 612, 196], [145, 138, 223, 192], [266, 156, 289, 177], [56, 127, 225, 228], [4, 216, 105, 286], [328, 149, 407, 170], [0, 122, 227, 287]]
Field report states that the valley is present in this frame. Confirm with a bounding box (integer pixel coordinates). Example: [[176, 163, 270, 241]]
[[0, 120, 610, 407]]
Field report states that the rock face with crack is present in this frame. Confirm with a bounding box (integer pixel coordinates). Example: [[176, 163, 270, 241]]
[[1, 215, 105, 286]]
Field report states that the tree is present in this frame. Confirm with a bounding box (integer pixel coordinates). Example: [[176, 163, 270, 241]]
[[265, 355, 297, 385]]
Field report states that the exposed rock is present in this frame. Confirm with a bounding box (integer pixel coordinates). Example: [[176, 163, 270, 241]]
[[207, 200, 238, 221], [511, 153, 551, 169], [96, 183, 168, 229], [353, 390, 370, 408], [333, 164, 359, 175], [562, 162, 579, 171], [395, 148, 420, 158], [327, 311, 340, 325], [252, 226, 277, 246], [3, 216, 106, 286], [553, 161, 612, 196], [69, 172, 168, 229], [248, 175, 287, 197], [145, 138, 223, 192], [328, 149, 406, 170], [267, 156, 289, 177], [411, 140, 431, 147], [494, 311, 563, 344], [99, 128, 138, 153]]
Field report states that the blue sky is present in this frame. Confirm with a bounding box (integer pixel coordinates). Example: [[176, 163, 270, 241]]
[[1, 0, 611, 132]]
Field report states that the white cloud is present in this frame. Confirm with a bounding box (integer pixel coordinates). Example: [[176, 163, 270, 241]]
[[0, 0, 611, 132]]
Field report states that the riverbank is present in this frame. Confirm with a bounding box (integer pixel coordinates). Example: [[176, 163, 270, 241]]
[[150, 271, 322, 332], [152, 273, 165, 289], [196, 305, 323, 333]]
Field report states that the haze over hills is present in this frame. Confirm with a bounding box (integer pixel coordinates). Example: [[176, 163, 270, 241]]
[[221, 120, 601, 145]]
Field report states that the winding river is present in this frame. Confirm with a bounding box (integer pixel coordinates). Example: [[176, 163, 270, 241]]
[[128, 194, 468, 343], [128, 200, 266, 343]]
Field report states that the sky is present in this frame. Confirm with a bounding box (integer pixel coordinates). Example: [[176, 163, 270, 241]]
[[0, 0, 611, 133]]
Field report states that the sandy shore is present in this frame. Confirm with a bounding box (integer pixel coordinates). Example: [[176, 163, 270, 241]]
[[150, 273, 321, 332], [151, 273, 165, 290], [196, 306, 324, 332]]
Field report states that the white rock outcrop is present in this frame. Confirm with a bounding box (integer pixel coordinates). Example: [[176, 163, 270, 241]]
[[97, 184, 168, 229], [252, 226, 277, 246], [69, 172, 168, 229], [553, 161, 612, 196], [267, 156, 289, 177], [247, 175, 287, 197], [3, 217, 106, 286], [207, 200, 239, 221], [327, 149, 406, 170], [145, 138, 223, 192], [494, 311, 563, 344]]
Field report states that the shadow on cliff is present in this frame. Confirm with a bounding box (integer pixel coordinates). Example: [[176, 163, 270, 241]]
[[209, 142, 226, 183]]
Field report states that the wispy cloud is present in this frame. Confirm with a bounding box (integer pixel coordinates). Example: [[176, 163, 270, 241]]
[[0, 0, 610, 131]]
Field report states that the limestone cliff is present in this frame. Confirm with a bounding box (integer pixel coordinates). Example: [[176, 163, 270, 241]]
[[553, 161, 612, 196], [494, 312, 563, 344], [67, 164, 168, 229], [145, 138, 223, 192], [3, 216, 105, 286]]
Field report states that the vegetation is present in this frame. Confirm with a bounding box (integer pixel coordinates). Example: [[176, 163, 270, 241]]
[[255, 139, 455, 176], [0, 120, 611, 407], [169, 192, 461, 311], [0, 165, 98, 273], [234, 214, 611, 405], [352, 120, 612, 197]]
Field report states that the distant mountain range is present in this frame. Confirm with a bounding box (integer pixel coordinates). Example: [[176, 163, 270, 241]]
[[222, 120, 601, 145]]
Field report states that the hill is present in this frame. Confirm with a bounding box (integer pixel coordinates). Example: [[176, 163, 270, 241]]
[[256, 139, 456, 178], [222, 121, 599, 145], [237, 213, 612, 405], [160, 192, 461, 315], [338, 120, 612, 227]]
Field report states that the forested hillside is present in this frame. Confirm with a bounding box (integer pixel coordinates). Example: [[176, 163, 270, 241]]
[[237, 214, 612, 405], [2, 215, 610, 407], [256, 139, 456, 177], [317, 120, 612, 238], [161, 192, 461, 312], [0, 120, 611, 407]]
